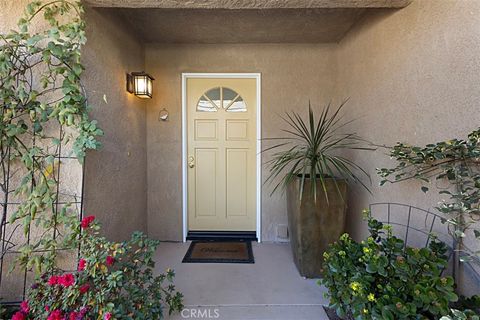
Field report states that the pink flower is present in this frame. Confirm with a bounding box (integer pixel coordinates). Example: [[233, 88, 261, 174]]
[[104, 312, 112, 320], [81, 216, 95, 229], [79, 283, 90, 294], [78, 258, 86, 271], [47, 310, 63, 320], [48, 275, 59, 286], [45, 306, 50, 312], [11, 311, 26, 320], [106, 256, 115, 266], [59, 273, 75, 287], [20, 300, 29, 313]]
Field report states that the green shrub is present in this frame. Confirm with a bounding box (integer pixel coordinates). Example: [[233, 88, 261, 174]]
[[320, 210, 458, 320], [441, 309, 480, 320], [11, 216, 183, 320], [442, 296, 480, 320]]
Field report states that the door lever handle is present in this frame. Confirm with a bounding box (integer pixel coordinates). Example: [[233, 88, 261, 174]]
[[188, 156, 195, 168]]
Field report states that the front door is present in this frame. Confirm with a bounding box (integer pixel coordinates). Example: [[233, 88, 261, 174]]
[[187, 77, 257, 232]]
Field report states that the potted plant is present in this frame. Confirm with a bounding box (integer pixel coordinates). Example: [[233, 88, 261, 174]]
[[265, 101, 372, 277]]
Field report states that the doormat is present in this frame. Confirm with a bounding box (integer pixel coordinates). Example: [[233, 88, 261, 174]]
[[182, 241, 254, 264]]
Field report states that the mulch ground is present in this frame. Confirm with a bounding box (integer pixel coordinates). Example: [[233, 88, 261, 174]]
[[323, 307, 353, 320]]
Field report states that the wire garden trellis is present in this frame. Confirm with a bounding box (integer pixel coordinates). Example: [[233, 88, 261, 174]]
[[369, 202, 480, 284], [0, 0, 100, 305], [0, 127, 84, 304]]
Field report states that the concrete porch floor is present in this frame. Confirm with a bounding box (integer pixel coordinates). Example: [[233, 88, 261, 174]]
[[154, 242, 329, 320]]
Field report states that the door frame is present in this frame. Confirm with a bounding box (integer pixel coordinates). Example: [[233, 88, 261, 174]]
[[181, 73, 262, 242]]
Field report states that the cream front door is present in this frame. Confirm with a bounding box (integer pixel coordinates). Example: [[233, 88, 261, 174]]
[[187, 77, 257, 232]]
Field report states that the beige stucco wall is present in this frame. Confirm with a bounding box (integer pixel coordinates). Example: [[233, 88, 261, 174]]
[[0, 1, 149, 300], [82, 8, 148, 240], [145, 44, 337, 241], [2, 0, 479, 295], [335, 0, 480, 294], [144, 0, 480, 291], [0, 2, 148, 243]]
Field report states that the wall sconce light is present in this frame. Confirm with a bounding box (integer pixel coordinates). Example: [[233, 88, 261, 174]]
[[126, 72, 154, 99]]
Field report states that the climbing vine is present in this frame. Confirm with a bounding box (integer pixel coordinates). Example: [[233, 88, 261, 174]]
[[0, 0, 102, 276], [377, 128, 480, 265]]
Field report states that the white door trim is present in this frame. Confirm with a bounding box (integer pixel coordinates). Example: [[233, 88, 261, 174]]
[[181, 73, 262, 242]]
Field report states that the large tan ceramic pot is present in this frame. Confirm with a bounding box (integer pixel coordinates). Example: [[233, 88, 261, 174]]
[[286, 176, 347, 278]]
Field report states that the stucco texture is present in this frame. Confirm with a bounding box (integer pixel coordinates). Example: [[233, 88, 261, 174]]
[[0, 1, 148, 243], [142, 0, 480, 292], [82, 8, 148, 241], [2, 0, 480, 295], [0, 0, 85, 300], [85, 0, 411, 9], [335, 0, 480, 294], [145, 44, 337, 241]]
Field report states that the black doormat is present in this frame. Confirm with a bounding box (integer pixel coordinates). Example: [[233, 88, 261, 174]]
[[182, 241, 254, 264]]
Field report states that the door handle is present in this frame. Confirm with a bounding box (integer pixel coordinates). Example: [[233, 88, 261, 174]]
[[188, 156, 195, 168]]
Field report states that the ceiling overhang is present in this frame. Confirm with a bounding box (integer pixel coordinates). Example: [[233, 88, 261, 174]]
[[86, 0, 412, 44], [85, 0, 412, 9]]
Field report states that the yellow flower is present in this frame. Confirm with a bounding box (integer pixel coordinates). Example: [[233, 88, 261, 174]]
[[363, 247, 371, 254], [363, 308, 369, 314], [367, 293, 376, 302], [340, 233, 350, 241], [362, 209, 370, 218], [350, 282, 361, 292]]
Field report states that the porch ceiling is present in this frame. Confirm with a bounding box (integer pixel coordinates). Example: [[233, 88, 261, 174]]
[[101, 8, 376, 43], [85, 0, 412, 9], [90, 0, 411, 43]]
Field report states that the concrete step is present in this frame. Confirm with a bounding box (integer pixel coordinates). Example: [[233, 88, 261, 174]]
[[166, 304, 328, 320]]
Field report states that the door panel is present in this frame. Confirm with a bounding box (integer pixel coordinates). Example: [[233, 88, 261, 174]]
[[226, 120, 249, 141], [194, 148, 218, 217], [187, 77, 257, 231], [226, 148, 248, 217], [195, 120, 218, 141]]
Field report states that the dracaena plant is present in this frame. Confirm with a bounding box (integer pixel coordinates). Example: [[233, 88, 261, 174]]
[[264, 101, 372, 202]]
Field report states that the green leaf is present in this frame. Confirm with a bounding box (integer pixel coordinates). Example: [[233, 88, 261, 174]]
[[366, 263, 378, 273], [474, 229, 480, 239], [381, 308, 395, 320]]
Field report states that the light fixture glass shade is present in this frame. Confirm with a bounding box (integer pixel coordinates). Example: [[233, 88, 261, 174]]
[[127, 72, 154, 98]]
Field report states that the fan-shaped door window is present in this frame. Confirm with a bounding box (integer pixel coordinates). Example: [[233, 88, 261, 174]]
[[197, 87, 247, 112]]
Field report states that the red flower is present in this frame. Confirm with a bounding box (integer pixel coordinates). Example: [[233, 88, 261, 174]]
[[104, 312, 112, 320], [106, 256, 115, 266], [20, 300, 29, 313], [69, 312, 79, 320], [11, 311, 26, 320], [81, 216, 95, 229], [79, 283, 90, 294], [78, 258, 86, 271], [48, 275, 59, 286], [47, 310, 63, 320], [59, 273, 75, 287]]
